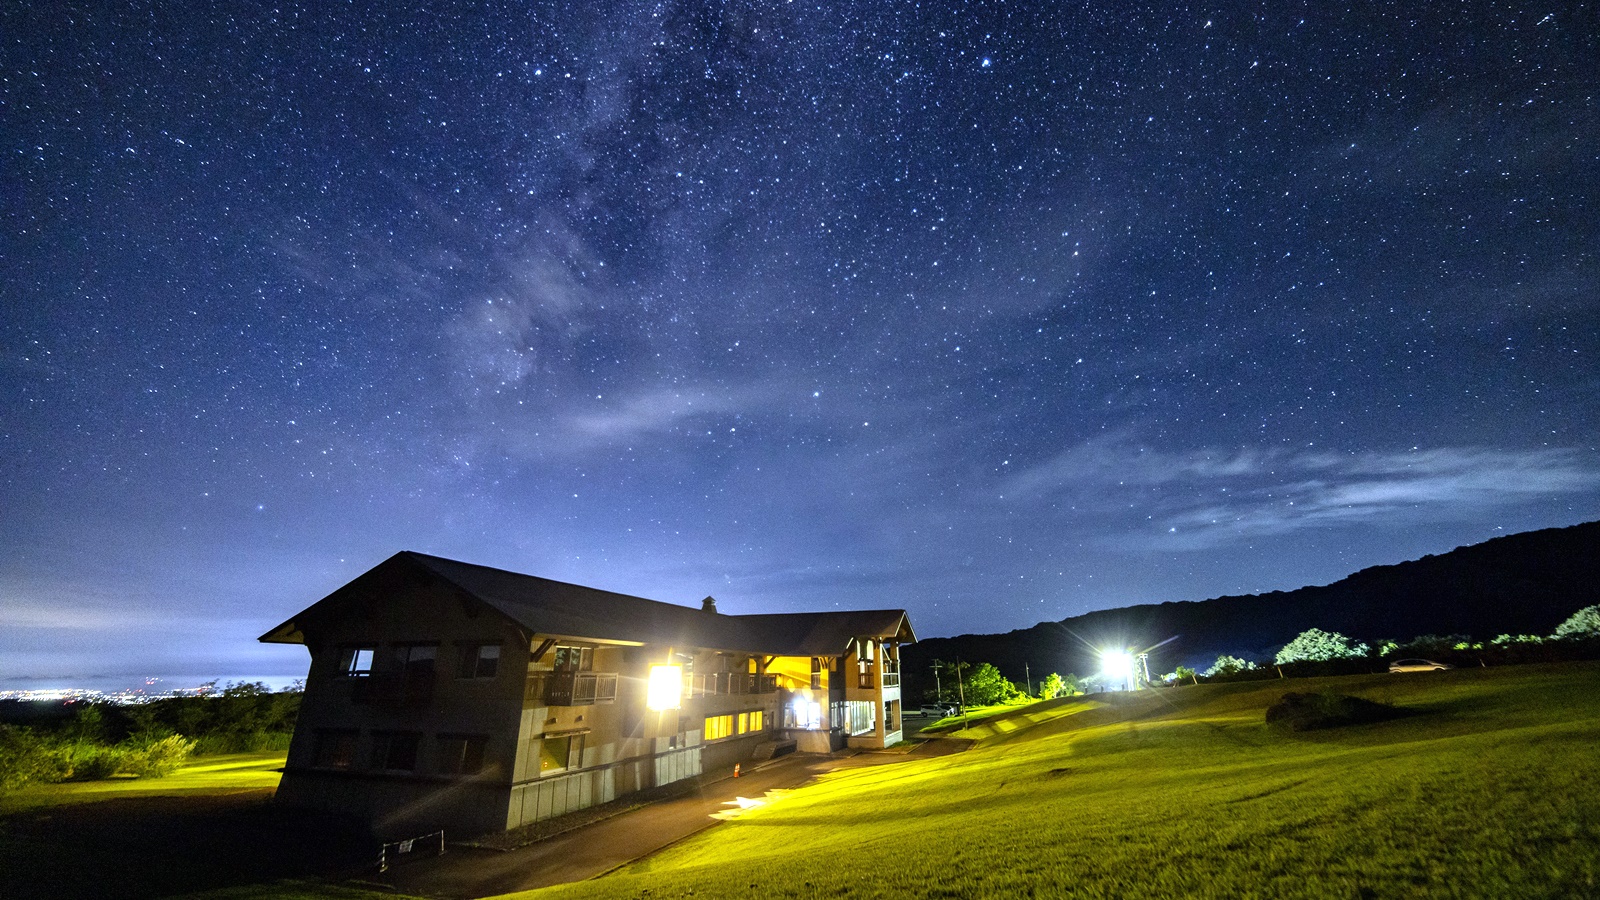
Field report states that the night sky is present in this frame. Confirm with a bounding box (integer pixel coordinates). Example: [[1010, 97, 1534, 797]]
[[4, 2, 1598, 687]]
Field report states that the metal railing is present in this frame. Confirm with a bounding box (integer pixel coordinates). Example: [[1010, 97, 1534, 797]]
[[544, 672, 619, 706], [689, 673, 777, 697]]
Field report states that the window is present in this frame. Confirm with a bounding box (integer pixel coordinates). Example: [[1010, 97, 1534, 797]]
[[461, 643, 500, 679], [312, 729, 358, 769], [553, 645, 593, 672], [339, 646, 375, 677], [370, 731, 421, 772], [810, 656, 823, 690], [704, 714, 734, 741], [394, 643, 437, 674], [846, 700, 876, 736], [437, 734, 487, 776], [539, 733, 584, 774], [857, 640, 875, 688], [737, 709, 765, 734]]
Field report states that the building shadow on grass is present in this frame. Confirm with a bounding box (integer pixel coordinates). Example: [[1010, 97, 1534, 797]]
[[0, 789, 374, 900]]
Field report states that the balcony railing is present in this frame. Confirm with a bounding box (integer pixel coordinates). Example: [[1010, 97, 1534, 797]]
[[855, 668, 899, 690], [544, 672, 619, 706], [689, 673, 777, 697], [351, 669, 436, 707]]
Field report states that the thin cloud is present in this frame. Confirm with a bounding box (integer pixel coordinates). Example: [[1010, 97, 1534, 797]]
[[1008, 439, 1600, 548]]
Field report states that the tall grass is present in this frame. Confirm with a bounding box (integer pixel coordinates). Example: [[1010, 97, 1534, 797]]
[[502, 663, 1600, 899]]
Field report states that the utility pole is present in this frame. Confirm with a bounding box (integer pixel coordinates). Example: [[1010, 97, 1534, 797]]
[[956, 657, 967, 722], [932, 661, 943, 703], [1025, 662, 1032, 697]]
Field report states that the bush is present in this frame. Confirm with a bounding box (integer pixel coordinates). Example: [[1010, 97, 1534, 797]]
[[120, 735, 195, 777], [190, 730, 292, 755], [59, 741, 123, 781], [0, 725, 71, 792]]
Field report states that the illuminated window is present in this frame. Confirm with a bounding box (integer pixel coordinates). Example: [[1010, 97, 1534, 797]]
[[437, 734, 487, 775], [735, 710, 765, 734], [704, 714, 734, 740], [810, 657, 823, 690], [846, 700, 876, 736], [339, 646, 375, 677], [370, 731, 421, 771], [461, 643, 500, 679], [540, 733, 584, 773], [787, 700, 824, 730], [312, 729, 357, 769]]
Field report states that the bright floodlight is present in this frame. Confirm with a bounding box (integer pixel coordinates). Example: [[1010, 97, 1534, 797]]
[[1101, 650, 1135, 680], [647, 665, 683, 710]]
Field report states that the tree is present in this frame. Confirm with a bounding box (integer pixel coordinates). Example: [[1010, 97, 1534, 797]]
[[960, 663, 1020, 706], [1169, 666, 1198, 685], [1038, 672, 1066, 700], [1553, 604, 1600, 639], [1275, 628, 1370, 665], [1204, 655, 1256, 677]]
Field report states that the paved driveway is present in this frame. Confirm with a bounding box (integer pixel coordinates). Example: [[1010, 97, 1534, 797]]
[[365, 738, 965, 899]]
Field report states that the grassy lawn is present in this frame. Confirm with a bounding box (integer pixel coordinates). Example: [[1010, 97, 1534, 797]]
[[0, 751, 288, 813], [916, 699, 1068, 734], [498, 663, 1600, 899], [1, 752, 405, 900]]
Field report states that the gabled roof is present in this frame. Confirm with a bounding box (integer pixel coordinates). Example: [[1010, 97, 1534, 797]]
[[260, 551, 915, 656]]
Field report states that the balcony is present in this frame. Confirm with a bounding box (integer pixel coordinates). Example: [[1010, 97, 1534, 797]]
[[855, 667, 899, 690], [689, 673, 777, 697], [351, 669, 436, 707], [544, 671, 619, 706]]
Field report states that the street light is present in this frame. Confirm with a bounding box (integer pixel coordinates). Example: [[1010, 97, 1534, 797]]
[[1101, 650, 1135, 691]]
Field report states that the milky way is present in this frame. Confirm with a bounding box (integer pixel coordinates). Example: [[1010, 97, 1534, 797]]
[[3, 2, 1597, 683]]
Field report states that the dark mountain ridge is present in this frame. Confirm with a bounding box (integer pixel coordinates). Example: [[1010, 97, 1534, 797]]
[[901, 520, 1599, 698]]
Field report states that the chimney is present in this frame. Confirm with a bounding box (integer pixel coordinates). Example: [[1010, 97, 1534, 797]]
[[701, 596, 719, 614]]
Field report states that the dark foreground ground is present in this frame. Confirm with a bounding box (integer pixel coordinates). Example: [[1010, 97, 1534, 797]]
[[0, 735, 963, 900], [0, 788, 374, 900]]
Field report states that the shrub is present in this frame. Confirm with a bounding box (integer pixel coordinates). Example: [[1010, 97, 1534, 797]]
[[120, 735, 195, 778], [0, 725, 71, 792], [60, 742, 124, 781]]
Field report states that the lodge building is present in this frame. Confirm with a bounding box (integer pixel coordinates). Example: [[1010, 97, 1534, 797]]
[[260, 551, 914, 835]]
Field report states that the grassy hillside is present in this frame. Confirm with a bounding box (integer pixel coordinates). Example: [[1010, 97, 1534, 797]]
[[904, 519, 1600, 691], [503, 663, 1600, 899]]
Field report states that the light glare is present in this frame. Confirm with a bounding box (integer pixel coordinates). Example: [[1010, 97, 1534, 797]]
[[647, 665, 683, 710]]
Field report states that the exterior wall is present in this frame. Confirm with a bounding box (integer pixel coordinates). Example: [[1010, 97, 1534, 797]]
[[272, 565, 913, 835], [276, 572, 530, 837], [502, 645, 779, 830], [843, 639, 903, 749]]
